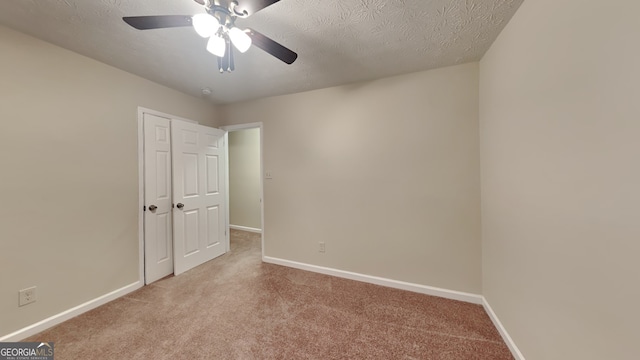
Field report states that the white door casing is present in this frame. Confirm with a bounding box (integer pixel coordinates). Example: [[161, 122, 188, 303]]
[[171, 120, 227, 275], [143, 113, 174, 284]]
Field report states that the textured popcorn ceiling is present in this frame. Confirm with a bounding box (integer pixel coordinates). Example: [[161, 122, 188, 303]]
[[0, 0, 523, 104]]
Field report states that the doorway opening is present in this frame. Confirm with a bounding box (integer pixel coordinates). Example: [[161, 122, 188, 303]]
[[222, 123, 265, 259]]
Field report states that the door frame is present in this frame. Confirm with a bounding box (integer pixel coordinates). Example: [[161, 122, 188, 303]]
[[220, 122, 265, 259], [137, 107, 204, 284]]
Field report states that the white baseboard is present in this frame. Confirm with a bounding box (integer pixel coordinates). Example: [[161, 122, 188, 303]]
[[482, 297, 526, 360], [229, 225, 262, 234], [0, 281, 143, 342], [262, 256, 483, 304]]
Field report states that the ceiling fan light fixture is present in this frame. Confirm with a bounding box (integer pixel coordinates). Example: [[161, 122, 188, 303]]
[[206, 35, 226, 57], [123, 0, 298, 73], [192, 13, 219, 38], [228, 27, 252, 53]]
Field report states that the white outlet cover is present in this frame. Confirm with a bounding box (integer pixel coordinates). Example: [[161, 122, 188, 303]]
[[19, 286, 37, 306]]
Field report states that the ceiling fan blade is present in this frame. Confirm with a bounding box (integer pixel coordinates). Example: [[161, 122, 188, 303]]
[[247, 28, 297, 65], [234, 0, 281, 16], [123, 16, 193, 30]]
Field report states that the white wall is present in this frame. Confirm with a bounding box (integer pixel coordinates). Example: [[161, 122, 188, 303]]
[[479, 0, 640, 359], [229, 128, 262, 230], [220, 63, 482, 294], [0, 25, 218, 337]]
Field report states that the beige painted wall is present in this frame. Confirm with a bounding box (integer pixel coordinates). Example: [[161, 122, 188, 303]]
[[220, 63, 481, 294], [229, 129, 262, 230], [0, 25, 218, 337], [479, 1, 640, 359]]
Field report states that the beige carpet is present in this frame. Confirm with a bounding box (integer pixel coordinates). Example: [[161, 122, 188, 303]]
[[26, 230, 513, 359]]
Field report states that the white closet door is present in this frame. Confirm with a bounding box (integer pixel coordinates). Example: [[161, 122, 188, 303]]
[[171, 120, 227, 275], [143, 113, 174, 284]]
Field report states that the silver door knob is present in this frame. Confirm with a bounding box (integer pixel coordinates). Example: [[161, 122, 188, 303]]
[[176, 203, 184, 210], [148, 205, 157, 211]]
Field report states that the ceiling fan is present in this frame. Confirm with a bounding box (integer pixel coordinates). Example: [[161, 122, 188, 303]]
[[123, 0, 297, 73]]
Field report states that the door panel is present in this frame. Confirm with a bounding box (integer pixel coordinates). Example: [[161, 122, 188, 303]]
[[156, 152, 170, 198], [207, 206, 220, 247], [182, 153, 199, 197], [172, 120, 227, 275], [156, 213, 170, 260], [206, 155, 219, 193], [143, 113, 174, 284], [184, 209, 200, 255]]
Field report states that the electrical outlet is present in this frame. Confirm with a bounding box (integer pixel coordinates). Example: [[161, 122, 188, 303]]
[[265, 171, 273, 179], [319, 242, 325, 253], [19, 287, 36, 307]]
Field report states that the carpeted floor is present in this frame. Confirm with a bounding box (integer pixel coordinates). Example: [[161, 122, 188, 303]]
[[26, 229, 513, 359]]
